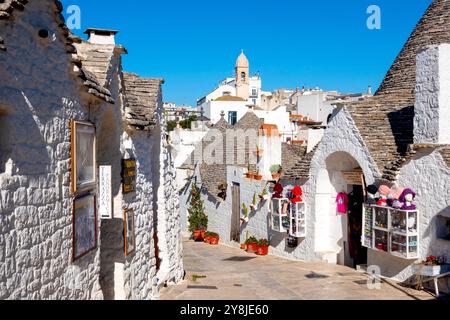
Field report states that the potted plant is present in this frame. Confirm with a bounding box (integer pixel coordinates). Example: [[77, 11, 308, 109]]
[[254, 167, 263, 181], [257, 239, 269, 256], [188, 184, 208, 241], [245, 162, 254, 179], [241, 231, 249, 250], [217, 182, 228, 201], [249, 193, 258, 211], [259, 187, 269, 201], [270, 164, 283, 180], [414, 256, 450, 276], [245, 236, 258, 253], [209, 232, 220, 245], [204, 231, 214, 244], [241, 203, 249, 223], [255, 144, 264, 157]]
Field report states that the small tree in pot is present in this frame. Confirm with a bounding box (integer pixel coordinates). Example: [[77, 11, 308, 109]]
[[270, 164, 283, 180], [188, 184, 208, 241]]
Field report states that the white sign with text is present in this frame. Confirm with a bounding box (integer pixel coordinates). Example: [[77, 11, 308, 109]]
[[99, 165, 112, 219]]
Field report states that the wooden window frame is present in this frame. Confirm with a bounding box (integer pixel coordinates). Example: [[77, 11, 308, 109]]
[[123, 209, 136, 256]]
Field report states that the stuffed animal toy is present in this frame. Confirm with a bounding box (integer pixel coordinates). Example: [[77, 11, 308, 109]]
[[390, 186, 405, 200], [366, 184, 379, 205], [399, 188, 416, 210], [377, 185, 391, 206], [290, 186, 303, 203], [392, 200, 404, 209], [272, 183, 284, 199]]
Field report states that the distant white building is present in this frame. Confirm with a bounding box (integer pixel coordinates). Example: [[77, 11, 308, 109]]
[[296, 89, 372, 125], [197, 51, 264, 125]]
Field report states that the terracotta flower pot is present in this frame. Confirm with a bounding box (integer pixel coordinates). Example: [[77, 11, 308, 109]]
[[271, 173, 281, 180], [257, 245, 269, 256], [254, 175, 263, 181], [204, 236, 211, 244], [201, 230, 206, 239], [193, 230, 203, 241], [210, 237, 219, 245], [246, 172, 255, 179], [246, 242, 258, 254], [240, 243, 247, 250]]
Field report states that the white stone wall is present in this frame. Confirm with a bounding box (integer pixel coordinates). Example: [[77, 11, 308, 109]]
[[0, 2, 102, 299], [368, 150, 450, 281]]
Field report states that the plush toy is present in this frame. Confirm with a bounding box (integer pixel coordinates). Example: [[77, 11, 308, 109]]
[[377, 185, 391, 206], [290, 186, 303, 203], [392, 200, 404, 209], [399, 188, 417, 210], [366, 184, 379, 205], [390, 186, 405, 200], [272, 183, 284, 199]]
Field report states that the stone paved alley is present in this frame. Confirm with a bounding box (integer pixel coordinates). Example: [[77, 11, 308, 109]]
[[160, 239, 434, 300]]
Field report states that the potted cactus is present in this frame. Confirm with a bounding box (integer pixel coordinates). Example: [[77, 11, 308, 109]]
[[245, 236, 258, 254], [270, 164, 283, 180], [250, 193, 258, 211], [241, 203, 249, 223], [254, 167, 263, 181], [259, 186, 269, 201], [257, 239, 269, 256], [245, 162, 254, 179]]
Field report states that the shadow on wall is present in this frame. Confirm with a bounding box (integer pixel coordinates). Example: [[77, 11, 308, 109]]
[[387, 106, 414, 155], [0, 90, 52, 175]]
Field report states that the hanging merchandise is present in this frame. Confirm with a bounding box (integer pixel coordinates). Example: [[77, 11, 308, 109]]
[[336, 192, 349, 214], [366, 184, 379, 205], [272, 183, 284, 199], [377, 185, 391, 206], [290, 186, 303, 204], [399, 188, 417, 210]]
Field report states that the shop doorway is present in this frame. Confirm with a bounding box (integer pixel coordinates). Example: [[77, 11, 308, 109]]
[[314, 151, 368, 269], [347, 185, 368, 268], [230, 183, 241, 243]]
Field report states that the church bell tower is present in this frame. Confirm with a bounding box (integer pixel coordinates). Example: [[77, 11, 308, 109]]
[[235, 50, 249, 100]]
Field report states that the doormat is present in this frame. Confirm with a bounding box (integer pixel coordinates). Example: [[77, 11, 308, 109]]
[[222, 256, 256, 262]]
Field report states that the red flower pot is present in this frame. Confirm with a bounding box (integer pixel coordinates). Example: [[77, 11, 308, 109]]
[[240, 243, 246, 250], [246, 173, 255, 179], [257, 245, 269, 256], [193, 230, 203, 241], [246, 242, 258, 253], [204, 236, 211, 244], [254, 175, 263, 181], [210, 237, 219, 245], [201, 230, 206, 239]]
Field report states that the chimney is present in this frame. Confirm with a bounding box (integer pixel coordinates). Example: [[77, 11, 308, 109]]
[[84, 28, 119, 45], [414, 44, 450, 145], [367, 85, 372, 95]]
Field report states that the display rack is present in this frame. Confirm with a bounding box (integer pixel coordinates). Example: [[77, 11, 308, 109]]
[[289, 202, 306, 238], [362, 205, 419, 259], [269, 198, 290, 233]]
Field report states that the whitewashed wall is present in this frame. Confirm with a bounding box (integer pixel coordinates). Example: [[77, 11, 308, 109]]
[[0, 1, 103, 299]]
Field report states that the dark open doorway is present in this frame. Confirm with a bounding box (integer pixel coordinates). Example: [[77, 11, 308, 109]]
[[347, 185, 368, 268]]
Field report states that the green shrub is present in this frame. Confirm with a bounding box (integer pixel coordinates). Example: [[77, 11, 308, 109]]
[[245, 236, 258, 244], [258, 239, 269, 246], [188, 184, 208, 233]]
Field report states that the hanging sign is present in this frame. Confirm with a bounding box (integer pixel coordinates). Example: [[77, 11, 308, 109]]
[[99, 166, 112, 219], [341, 170, 364, 185], [122, 159, 137, 194]]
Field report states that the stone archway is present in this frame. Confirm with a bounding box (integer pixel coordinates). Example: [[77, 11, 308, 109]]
[[313, 151, 367, 267]]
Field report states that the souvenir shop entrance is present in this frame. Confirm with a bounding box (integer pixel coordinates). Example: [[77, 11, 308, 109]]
[[314, 151, 367, 269]]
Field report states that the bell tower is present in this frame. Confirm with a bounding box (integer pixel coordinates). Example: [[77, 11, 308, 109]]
[[235, 50, 249, 100]]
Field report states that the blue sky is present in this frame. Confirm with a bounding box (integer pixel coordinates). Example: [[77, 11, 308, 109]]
[[62, 0, 432, 105]]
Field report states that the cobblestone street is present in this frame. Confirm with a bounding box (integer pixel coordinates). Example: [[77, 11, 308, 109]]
[[160, 239, 434, 300]]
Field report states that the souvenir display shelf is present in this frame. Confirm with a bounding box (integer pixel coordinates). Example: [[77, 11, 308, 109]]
[[362, 205, 419, 259], [269, 198, 290, 233], [289, 202, 306, 238]]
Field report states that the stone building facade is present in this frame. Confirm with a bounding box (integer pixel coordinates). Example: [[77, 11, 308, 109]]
[[181, 0, 450, 289], [0, 0, 183, 300]]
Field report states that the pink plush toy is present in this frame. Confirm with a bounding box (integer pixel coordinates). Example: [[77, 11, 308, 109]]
[[377, 185, 391, 206]]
